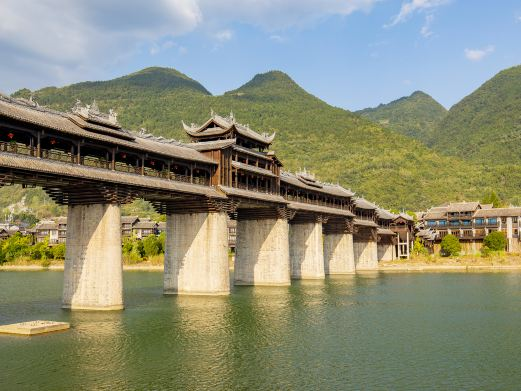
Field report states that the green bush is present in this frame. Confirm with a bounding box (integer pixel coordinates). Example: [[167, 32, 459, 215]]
[[440, 234, 461, 257], [29, 239, 53, 260], [143, 234, 161, 257], [483, 231, 507, 251], [412, 238, 429, 256], [1, 233, 32, 262], [52, 243, 66, 260]]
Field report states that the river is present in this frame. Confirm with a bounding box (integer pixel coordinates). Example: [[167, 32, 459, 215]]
[[1, 270, 521, 390]]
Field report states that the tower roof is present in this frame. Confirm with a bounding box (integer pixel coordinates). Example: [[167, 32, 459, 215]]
[[183, 112, 276, 145]]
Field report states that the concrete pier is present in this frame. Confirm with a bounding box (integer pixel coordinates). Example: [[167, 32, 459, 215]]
[[290, 221, 325, 279], [234, 218, 291, 286], [324, 233, 355, 274], [62, 203, 123, 310], [164, 212, 229, 295], [377, 242, 394, 261], [354, 240, 378, 270]]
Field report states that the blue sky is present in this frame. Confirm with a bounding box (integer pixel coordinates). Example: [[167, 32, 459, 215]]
[[1, 0, 520, 110]]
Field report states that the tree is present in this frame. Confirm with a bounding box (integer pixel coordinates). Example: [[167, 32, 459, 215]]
[[440, 234, 461, 257], [52, 243, 66, 260], [481, 191, 503, 208], [143, 234, 161, 257], [1, 232, 32, 262], [483, 231, 507, 251], [412, 238, 429, 256]]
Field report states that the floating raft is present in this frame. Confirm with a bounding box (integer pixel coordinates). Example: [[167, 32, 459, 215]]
[[0, 320, 70, 335]]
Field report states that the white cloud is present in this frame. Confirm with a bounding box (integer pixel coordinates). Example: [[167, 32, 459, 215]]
[[0, 0, 379, 92], [270, 35, 286, 43], [386, 0, 449, 27], [464, 45, 495, 62], [214, 29, 233, 42], [517, 15, 521, 23], [420, 14, 434, 37]]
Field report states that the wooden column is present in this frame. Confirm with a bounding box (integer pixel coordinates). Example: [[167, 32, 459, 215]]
[[36, 131, 41, 158], [111, 148, 116, 171]]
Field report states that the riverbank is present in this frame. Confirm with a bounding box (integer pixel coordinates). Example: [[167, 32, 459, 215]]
[[0, 263, 164, 271], [380, 253, 521, 272]]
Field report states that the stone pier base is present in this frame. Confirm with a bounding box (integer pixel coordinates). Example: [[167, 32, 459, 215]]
[[377, 242, 394, 261], [324, 233, 355, 274], [62, 203, 123, 310], [234, 218, 290, 286], [164, 212, 229, 295], [354, 240, 378, 270], [290, 222, 325, 279]]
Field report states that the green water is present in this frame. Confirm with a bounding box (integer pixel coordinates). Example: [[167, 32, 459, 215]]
[[1, 271, 521, 390]]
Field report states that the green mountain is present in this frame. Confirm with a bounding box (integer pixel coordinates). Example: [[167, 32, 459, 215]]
[[5, 67, 518, 215], [429, 65, 521, 163], [356, 91, 447, 141]]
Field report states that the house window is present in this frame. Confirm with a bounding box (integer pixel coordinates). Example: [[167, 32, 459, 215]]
[[461, 220, 471, 226], [438, 220, 447, 226], [475, 218, 485, 225], [488, 218, 498, 225], [513, 217, 518, 224], [427, 220, 436, 226], [501, 217, 507, 224]]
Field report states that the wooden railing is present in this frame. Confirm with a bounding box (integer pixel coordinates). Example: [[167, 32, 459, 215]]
[[0, 141, 211, 186]]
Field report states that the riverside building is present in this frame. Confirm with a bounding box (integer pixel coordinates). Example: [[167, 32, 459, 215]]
[[417, 202, 521, 254]]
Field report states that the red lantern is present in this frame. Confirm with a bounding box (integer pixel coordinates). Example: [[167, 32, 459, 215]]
[[150, 160, 155, 166], [7, 133, 14, 139], [50, 138, 56, 145], [121, 153, 127, 159]]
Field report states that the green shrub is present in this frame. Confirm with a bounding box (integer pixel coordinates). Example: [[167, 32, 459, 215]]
[[440, 234, 461, 257], [412, 238, 429, 256], [29, 239, 53, 260], [143, 234, 161, 257], [1, 233, 32, 262], [483, 231, 507, 251], [52, 243, 66, 260]]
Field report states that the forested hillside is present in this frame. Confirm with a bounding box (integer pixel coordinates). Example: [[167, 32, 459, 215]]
[[429, 65, 521, 163], [357, 91, 447, 141], [5, 67, 519, 218]]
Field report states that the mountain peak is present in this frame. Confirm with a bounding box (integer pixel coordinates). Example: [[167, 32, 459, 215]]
[[356, 90, 447, 141], [115, 67, 211, 95], [226, 70, 305, 97]]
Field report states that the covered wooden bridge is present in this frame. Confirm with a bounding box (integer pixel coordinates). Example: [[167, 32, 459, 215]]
[[0, 95, 411, 310]]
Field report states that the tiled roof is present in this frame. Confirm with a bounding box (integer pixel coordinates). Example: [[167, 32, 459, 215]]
[[183, 113, 276, 145], [232, 161, 277, 177], [376, 208, 397, 220], [354, 197, 378, 210], [354, 219, 378, 227], [287, 202, 355, 217], [281, 171, 355, 198], [217, 185, 286, 204], [474, 207, 521, 217], [0, 95, 216, 165]]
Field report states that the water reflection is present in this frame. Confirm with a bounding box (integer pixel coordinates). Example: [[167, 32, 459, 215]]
[[3, 271, 521, 390]]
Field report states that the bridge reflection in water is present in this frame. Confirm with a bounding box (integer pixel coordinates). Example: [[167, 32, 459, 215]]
[[0, 95, 414, 310]]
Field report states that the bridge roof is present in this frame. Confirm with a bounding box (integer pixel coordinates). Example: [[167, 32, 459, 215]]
[[287, 202, 355, 217], [354, 197, 378, 210], [0, 95, 216, 165], [354, 219, 379, 227], [0, 153, 224, 199], [217, 185, 286, 204], [281, 171, 354, 198]]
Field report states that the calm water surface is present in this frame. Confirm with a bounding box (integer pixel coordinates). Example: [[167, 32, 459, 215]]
[[1, 271, 521, 390]]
